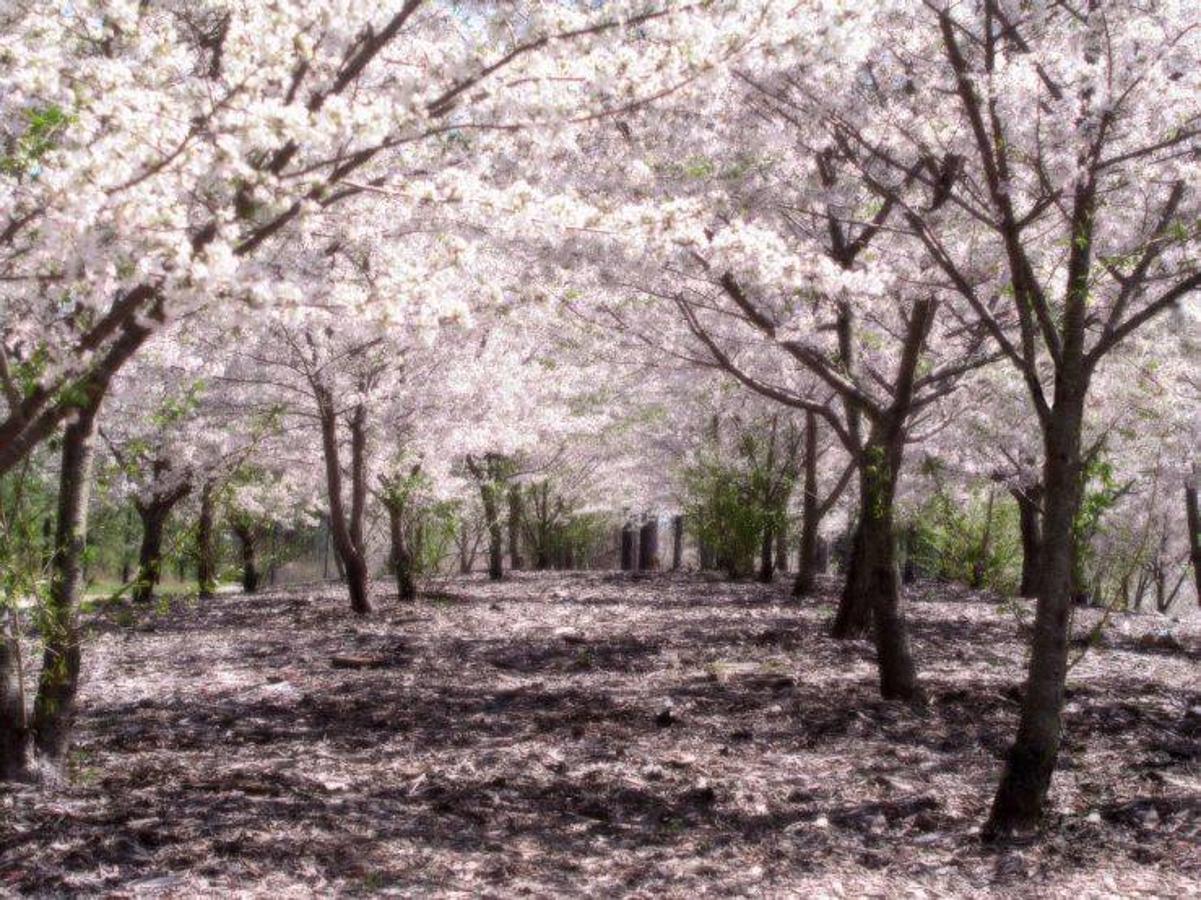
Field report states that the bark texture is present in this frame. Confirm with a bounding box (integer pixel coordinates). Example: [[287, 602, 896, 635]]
[[671, 515, 684, 571], [233, 523, 261, 594], [30, 401, 100, 766], [1013, 483, 1044, 598], [985, 388, 1087, 835], [794, 411, 821, 598], [196, 480, 217, 600], [638, 519, 659, 572], [317, 393, 372, 615]]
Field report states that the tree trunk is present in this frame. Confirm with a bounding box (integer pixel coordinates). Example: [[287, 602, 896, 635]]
[[1185, 477, 1201, 609], [638, 518, 659, 571], [457, 519, 477, 574], [233, 523, 260, 594], [794, 411, 820, 597], [758, 523, 775, 583], [971, 487, 996, 589], [0, 611, 33, 782], [671, 515, 684, 571], [837, 436, 921, 700], [132, 504, 168, 604], [508, 485, 524, 570], [1012, 484, 1044, 598], [832, 521, 872, 638], [774, 523, 789, 573], [30, 400, 99, 767], [388, 502, 417, 601], [196, 480, 217, 599], [620, 523, 637, 571], [317, 394, 371, 614], [479, 480, 504, 581], [986, 395, 1085, 836]]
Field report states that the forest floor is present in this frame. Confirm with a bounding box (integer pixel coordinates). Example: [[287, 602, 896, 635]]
[[2, 572, 1200, 898]]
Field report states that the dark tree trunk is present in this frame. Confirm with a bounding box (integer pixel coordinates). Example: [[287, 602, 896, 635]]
[[620, 523, 637, 571], [480, 481, 504, 581], [832, 298, 934, 701], [901, 524, 918, 585], [638, 518, 659, 571], [120, 505, 135, 584], [132, 474, 191, 604], [987, 393, 1086, 836], [30, 400, 100, 767], [1012, 484, 1044, 597], [832, 522, 872, 638], [671, 514, 684, 570], [0, 613, 33, 782], [457, 519, 478, 574], [321, 513, 332, 581], [832, 299, 935, 644], [233, 523, 260, 594], [758, 523, 775, 583], [794, 411, 820, 597], [508, 485, 524, 571], [132, 505, 168, 604], [196, 480, 217, 600], [317, 393, 371, 614], [41, 516, 53, 571], [1185, 479, 1200, 609], [833, 435, 921, 701], [387, 502, 417, 601]]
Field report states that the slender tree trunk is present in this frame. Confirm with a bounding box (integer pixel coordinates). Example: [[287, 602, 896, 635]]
[[41, 516, 53, 571], [1011, 484, 1044, 597], [638, 518, 659, 571], [987, 394, 1086, 836], [30, 401, 100, 767], [120, 505, 135, 584], [671, 514, 684, 571], [794, 411, 820, 597], [196, 480, 217, 599], [1185, 477, 1201, 608], [317, 394, 371, 614], [457, 519, 477, 574], [387, 502, 417, 601], [758, 523, 775, 583], [620, 523, 637, 571], [479, 480, 504, 581], [233, 523, 260, 594], [971, 487, 996, 589], [775, 523, 789, 573], [508, 485, 524, 571], [0, 610, 33, 781]]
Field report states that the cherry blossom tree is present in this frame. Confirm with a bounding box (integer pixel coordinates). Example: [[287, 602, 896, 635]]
[[811, 0, 1201, 835]]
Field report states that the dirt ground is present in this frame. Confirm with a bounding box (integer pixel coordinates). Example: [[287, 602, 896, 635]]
[[2, 572, 1199, 898]]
